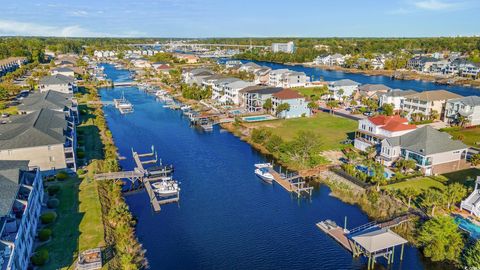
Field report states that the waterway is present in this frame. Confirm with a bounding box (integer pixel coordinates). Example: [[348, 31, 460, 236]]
[[98, 63, 461, 269], [230, 59, 480, 97]]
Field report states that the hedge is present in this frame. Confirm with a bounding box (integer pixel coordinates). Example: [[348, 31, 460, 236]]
[[31, 249, 49, 266], [38, 229, 52, 241], [47, 198, 59, 209], [47, 186, 61, 196], [40, 212, 57, 224], [56, 171, 68, 180]]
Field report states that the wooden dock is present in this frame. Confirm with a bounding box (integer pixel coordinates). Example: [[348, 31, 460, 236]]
[[94, 145, 180, 213], [316, 221, 354, 252], [267, 168, 313, 197]]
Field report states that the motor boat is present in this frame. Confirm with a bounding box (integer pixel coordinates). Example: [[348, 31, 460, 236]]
[[152, 179, 180, 196], [254, 163, 272, 169], [254, 163, 274, 183]]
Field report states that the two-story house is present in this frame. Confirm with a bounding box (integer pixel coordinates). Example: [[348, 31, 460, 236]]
[[222, 80, 256, 105], [444, 96, 480, 126], [378, 126, 468, 175], [0, 160, 43, 270], [239, 86, 283, 113], [268, 69, 309, 88], [38, 74, 77, 94], [356, 84, 391, 100], [402, 90, 462, 120], [328, 79, 360, 100], [51, 67, 75, 77], [354, 115, 417, 152], [271, 89, 310, 118], [0, 109, 77, 174], [182, 68, 214, 85], [17, 90, 79, 123], [379, 89, 418, 111]]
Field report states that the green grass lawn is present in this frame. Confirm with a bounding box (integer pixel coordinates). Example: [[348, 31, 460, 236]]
[[438, 168, 480, 188], [441, 126, 480, 147], [40, 177, 104, 270], [385, 177, 446, 192], [295, 86, 327, 100], [247, 112, 357, 151]]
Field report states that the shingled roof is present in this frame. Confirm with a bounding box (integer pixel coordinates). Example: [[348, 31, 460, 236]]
[[386, 126, 467, 155], [404, 90, 462, 101], [18, 91, 74, 112], [272, 88, 303, 100], [0, 109, 67, 150], [0, 160, 29, 217], [39, 74, 74, 85]]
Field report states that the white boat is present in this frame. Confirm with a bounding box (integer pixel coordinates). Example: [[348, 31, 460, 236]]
[[155, 90, 168, 97], [254, 166, 274, 183], [152, 179, 180, 196], [180, 105, 191, 111], [254, 163, 272, 169], [113, 92, 134, 114]]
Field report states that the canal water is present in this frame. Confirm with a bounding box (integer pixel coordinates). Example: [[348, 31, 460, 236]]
[[231, 60, 480, 97], [98, 63, 462, 269]]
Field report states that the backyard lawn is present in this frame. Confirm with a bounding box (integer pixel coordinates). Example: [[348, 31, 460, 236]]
[[40, 176, 104, 270], [246, 111, 357, 151], [441, 126, 480, 147], [385, 177, 446, 192], [295, 86, 328, 100]]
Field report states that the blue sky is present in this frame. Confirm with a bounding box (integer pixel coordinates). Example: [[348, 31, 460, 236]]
[[0, 0, 478, 37]]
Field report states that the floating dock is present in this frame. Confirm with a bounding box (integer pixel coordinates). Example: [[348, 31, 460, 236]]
[[94, 145, 179, 213]]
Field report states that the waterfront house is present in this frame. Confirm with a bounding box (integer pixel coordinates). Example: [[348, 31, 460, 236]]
[[239, 86, 283, 112], [271, 41, 295, 53], [222, 80, 256, 105], [0, 160, 43, 270], [402, 90, 462, 120], [182, 68, 214, 85], [239, 62, 262, 73], [378, 89, 418, 111], [0, 108, 77, 173], [328, 79, 360, 100], [444, 96, 480, 126], [225, 60, 242, 69], [0, 57, 28, 77], [51, 67, 75, 77], [407, 56, 440, 72], [356, 84, 391, 100], [370, 56, 385, 70], [38, 74, 77, 94], [314, 54, 346, 66], [211, 77, 241, 101], [271, 89, 310, 118], [459, 62, 480, 78], [354, 115, 417, 152], [268, 69, 309, 88], [253, 67, 272, 85], [378, 126, 468, 175]]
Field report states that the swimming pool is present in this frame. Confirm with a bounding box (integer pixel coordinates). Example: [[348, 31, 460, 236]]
[[355, 165, 395, 179], [455, 216, 480, 239], [242, 115, 276, 122]]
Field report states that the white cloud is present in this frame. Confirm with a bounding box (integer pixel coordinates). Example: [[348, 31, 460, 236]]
[[0, 20, 110, 37], [69, 10, 89, 17], [413, 0, 457, 10]]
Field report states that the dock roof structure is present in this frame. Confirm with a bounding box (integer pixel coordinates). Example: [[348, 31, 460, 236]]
[[351, 228, 407, 254]]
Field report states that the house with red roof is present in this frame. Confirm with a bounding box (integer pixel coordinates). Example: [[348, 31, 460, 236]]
[[354, 115, 417, 152], [271, 89, 311, 119]]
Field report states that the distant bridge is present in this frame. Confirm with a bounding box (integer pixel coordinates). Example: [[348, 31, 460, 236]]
[[113, 81, 137, 87]]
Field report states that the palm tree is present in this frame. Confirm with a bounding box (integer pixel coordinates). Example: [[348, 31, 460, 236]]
[[263, 98, 272, 113], [275, 103, 290, 118], [422, 189, 445, 216], [326, 100, 339, 115], [444, 183, 467, 210], [307, 101, 317, 114], [430, 109, 439, 121], [402, 187, 419, 208]]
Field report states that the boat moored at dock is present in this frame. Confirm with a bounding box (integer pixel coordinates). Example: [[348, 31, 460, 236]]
[[113, 92, 134, 114]]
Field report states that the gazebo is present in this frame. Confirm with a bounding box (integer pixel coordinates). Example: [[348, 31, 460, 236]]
[[350, 228, 408, 270]]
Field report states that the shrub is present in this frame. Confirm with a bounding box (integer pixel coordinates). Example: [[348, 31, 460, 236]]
[[40, 212, 57, 224], [47, 185, 60, 196], [77, 151, 85, 159], [47, 199, 59, 209], [38, 229, 52, 241], [56, 171, 68, 180], [31, 249, 49, 266], [251, 128, 272, 144], [77, 168, 86, 175]]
